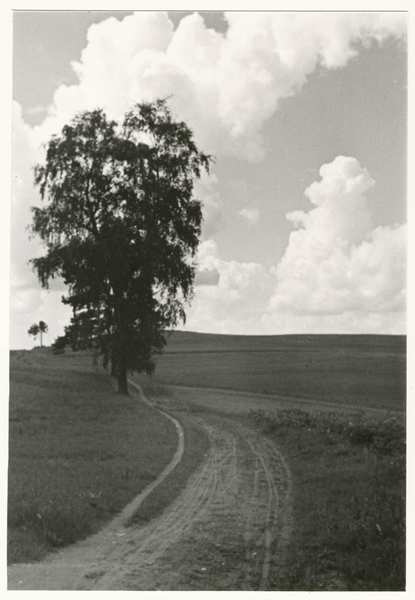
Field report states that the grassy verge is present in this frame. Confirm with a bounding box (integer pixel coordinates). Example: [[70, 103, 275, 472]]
[[249, 408, 406, 591], [128, 393, 210, 526], [8, 348, 179, 564]]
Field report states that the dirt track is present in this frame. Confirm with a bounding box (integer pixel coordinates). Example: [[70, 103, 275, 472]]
[[8, 385, 292, 591]]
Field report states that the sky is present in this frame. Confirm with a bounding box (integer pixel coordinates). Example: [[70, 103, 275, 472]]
[[10, 9, 408, 349]]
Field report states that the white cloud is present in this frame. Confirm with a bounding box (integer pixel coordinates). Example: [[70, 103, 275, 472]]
[[11, 102, 45, 291], [186, 156, 407, 337], [194, 172, 223, 239], [11, 102, 76, 349], [185, 196, 406, 335], [186, 240, 276, 334], [10, 288, 72, 350], [269, 156, 406, 319], [36, 11, 406, 160], [261, 309, 406, 336], [239, 208, 259, 226]]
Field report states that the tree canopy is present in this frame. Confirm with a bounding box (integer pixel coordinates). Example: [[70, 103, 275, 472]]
[[30, 98, 211, 393], [28, 323, 40, 345], [28, 321, 48, 347]]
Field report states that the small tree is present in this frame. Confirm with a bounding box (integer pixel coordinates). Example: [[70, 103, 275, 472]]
[[30, 98, 211, 393], [28, 323, 40, 346], [38, 320, 48, 347], [28, 321, 48, 347]]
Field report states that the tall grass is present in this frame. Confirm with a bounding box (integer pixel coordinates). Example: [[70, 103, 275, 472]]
[[250, 408, 406, 591], [8, 349, 179, 564]]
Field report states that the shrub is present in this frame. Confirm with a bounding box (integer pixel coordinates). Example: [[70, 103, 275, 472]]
[[249, 408, 405, 455]]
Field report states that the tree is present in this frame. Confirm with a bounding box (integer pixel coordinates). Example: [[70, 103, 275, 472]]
[[29, 98, 211, 394], [28, 323, 40, 346], [28, 321, 48, 347], [38, 320, 48, 347], [51, 334, 68, 355]]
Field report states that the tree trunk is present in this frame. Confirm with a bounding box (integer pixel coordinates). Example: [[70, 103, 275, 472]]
[[117, 361, 129, 395], [112, 283, 129, 394], [110, 359, 117, 378], [110, 347, 117, 377]]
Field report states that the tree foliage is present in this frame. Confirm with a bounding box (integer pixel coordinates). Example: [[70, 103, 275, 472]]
[[28, 323, 40, 345], [38, 321, 48, 347], [30, 99, 211, 393], [28, 321, 48, 347]]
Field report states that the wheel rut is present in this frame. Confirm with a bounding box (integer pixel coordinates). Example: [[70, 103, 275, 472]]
[[8, 384, 292, 591]]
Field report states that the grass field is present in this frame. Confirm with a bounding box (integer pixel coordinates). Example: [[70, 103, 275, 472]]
[[7, 348, 207, 564], [8, 333, 406, 590], [150, 332, 406, 412]]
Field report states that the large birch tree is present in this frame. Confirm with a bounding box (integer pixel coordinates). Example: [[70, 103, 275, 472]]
[[30, 98, 211, 393]]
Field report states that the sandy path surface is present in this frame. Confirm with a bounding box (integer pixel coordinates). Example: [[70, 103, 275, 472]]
[[8, 385, 292, 591]]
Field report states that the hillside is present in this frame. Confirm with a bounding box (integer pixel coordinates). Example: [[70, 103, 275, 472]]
[[147, 332, 406, 412]]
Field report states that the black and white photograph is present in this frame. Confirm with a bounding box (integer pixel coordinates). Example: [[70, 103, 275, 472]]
[[7, 6, 408, 592]]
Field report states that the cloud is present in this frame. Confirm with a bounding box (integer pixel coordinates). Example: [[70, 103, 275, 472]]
[[11, 102, 45, 290], [194, 268, 220, 287], [261, 309, 406, 336], [185, 240, 276, 334], [186, 156, 406, 337], [239, 208, 259, 226], [24, 105, 47, 117], [11, 102, 76, 349], [37, 11, 406, 160], [10, 288, 72, 350], [194, 172, 223, 239], [269, 156, 406, 317]]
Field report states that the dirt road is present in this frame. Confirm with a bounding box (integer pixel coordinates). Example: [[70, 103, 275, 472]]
[[8, 385, 292, 591]]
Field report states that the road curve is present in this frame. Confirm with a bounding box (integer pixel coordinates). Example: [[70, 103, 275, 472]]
[[7, 383, 184, 590], [8, 384, 292, 591]]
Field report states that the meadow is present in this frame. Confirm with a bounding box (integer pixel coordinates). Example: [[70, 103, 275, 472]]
[[8, 348, 208, 564], [249, 407, 406, 590], [150, 332, 406, 412]]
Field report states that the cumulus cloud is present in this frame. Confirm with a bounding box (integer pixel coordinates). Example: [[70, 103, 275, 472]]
[[194, 172, 223, 239], [11, 102, 75, 348], [9, 288, 72, 350], [261, 309, 406, 336], [186, 241, 276, 334], [36, 11, 406, 160], [186, 157, 407, 336], [186, 156, 407, 337], [269, 156, 406, 318], [12, 102, 45, 291], [239, 208, 259, 226]]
